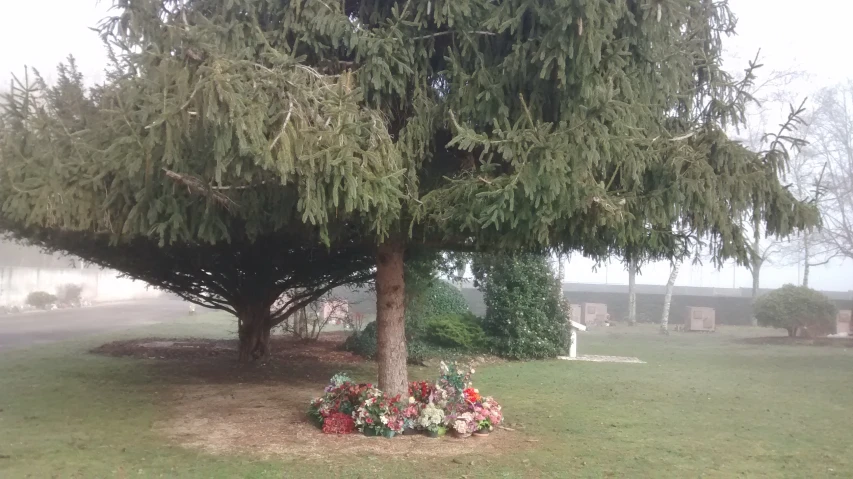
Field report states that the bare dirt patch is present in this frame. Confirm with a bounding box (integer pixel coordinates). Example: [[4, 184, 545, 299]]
[[93, 333, 521, 459], [92, 332, 361, 364], [157, 382, 519, 460]]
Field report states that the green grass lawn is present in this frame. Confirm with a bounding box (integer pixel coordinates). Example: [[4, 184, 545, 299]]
[[1, 315, 852, 478]]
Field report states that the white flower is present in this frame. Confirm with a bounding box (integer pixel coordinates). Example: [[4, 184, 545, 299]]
[[380, 416, 389, 425], [454, 419, 472, 434], [408, 396, 415, 404]]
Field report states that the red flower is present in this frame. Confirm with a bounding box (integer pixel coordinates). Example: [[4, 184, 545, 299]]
[[322, 413, 355, 434]]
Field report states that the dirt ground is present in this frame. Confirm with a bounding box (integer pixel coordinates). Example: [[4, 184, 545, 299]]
[[93, 334, 521, 459], [92, 332, 363, 364]]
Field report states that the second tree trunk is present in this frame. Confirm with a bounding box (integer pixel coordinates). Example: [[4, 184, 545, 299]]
[[237, 303, 273, 363], [628, 258, 637, 325], [661, 262, 680, 334]]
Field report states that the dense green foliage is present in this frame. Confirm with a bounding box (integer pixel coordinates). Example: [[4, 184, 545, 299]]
[[754, 285, 837, 337], [474, 253, 566, 359], [0, 0, 816, 262], [344, 320, 379, 358], [424, 313, 486, 350], [405, 276, 470, 339]]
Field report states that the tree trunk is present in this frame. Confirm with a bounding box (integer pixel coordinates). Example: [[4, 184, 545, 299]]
[[628, 258, 637, 325], [375, 240, 407, 398], [294, 308, 309, 339], [237, 303, 273, 363], [661, 262, 680, 334], [803, 234, 810, 288], [787, 327, 798, 338], [750, 267, 760, 326], [557, 255, 565, 298], [750, 220, 761, 326]]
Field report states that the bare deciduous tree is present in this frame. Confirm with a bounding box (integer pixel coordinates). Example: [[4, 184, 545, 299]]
[[660, 262, 681, 334], [278, 293, 350, 341], [808, 82, 853, 267], [628, 258, 637, 326]]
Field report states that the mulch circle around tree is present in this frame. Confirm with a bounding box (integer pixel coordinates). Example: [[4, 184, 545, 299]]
[[92, 332, 363, 363], [91, 333, 524, 459]]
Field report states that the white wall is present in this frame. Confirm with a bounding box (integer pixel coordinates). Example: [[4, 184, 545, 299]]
[[0, 266, 161, 306]]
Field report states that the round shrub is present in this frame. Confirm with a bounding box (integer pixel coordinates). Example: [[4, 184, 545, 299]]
[[57, 283, 83, 304], [754, 284, 837, 337], [26, 291, 58, 310], [424, 313, 486, 349]]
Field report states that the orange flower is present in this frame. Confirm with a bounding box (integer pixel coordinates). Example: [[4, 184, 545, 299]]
[[463, 387, 481, 403]]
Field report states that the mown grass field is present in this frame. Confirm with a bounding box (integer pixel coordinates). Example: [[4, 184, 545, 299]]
[[1, 313, 851, 478]]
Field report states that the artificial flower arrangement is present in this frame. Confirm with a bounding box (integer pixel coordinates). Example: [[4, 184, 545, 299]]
[[307, 372, 373, 431], [471, 396, 503, 436], [353, 387, 404, 438], [417, 402, 446, 437], [307, 362, 502, 439]]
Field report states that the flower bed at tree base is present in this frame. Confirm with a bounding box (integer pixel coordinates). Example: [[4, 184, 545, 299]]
[[308, 361, 503, 439]]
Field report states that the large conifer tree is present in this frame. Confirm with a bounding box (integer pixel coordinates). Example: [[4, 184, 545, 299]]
[[1, 0, 815, 395]]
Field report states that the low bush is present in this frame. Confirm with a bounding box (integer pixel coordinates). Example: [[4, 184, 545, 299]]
[[754, 285, 836, 337], [424, 313, 486, 349], [26, 291, 58, 310], [405, 279, 470, 339], [57, 283, 84, 305], [343, 321, 378, 358]]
